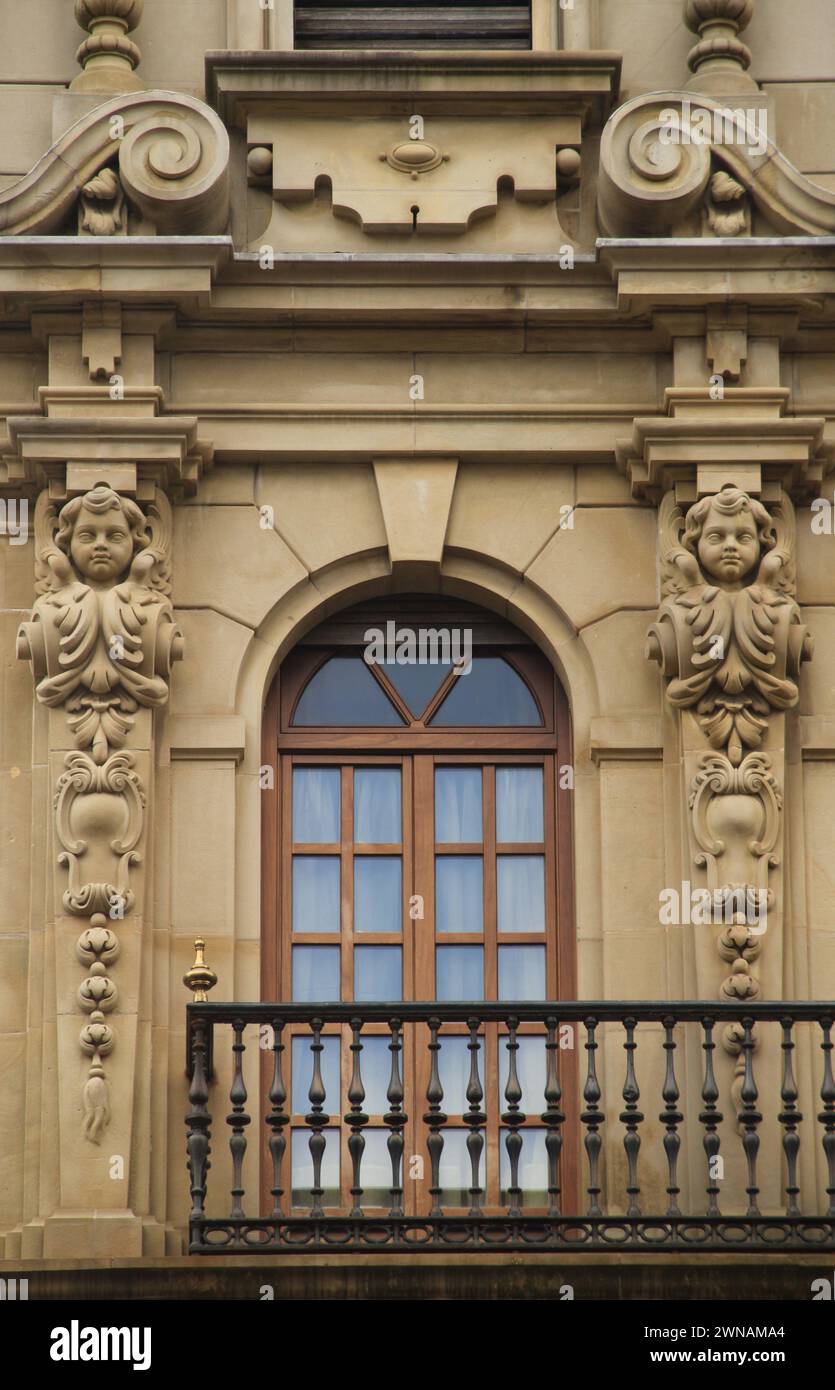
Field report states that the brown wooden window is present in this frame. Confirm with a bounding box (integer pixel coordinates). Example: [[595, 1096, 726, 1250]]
[[262, 599, 575, 1214], [294, 2, 532, 51]]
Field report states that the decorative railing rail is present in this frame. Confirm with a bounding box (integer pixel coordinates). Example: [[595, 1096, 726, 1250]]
[[185, 1000, 835, 1254]]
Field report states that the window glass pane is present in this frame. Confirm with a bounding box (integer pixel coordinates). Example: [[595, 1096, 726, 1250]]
[[292, 945, 340, 1002], [293, 656, 403, 726], [496, 766, 544, 842], [354, 767, 401, 843], [439, 1129, 485, 1207], [436, 945, 484, 1001], [500, 1129, 548, 1208], [292, 766, 340, 843], [292, 1035, 340, 1115], [379, 657, 453, 719], [435, 767, 482, 843], [430, 658, 541, 726], [436, 856, 483, 934], [358, 1128, 393, 1207], [359, 1035, 392, 1115], [354, 946, 402, 1002], [292, 1128, 339, 1208], [498, 945, 546, 1000], [292, 855, 340, 933], [438, 1034, 480, 1115], [499, 1035, 547, 1109], [497, 856, 545, 933], [354, 856, 402, 934]]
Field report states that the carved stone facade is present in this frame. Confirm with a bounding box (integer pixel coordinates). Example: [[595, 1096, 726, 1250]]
[[0, 0, 834, 1296]]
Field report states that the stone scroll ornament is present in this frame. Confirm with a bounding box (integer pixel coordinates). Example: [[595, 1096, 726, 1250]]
[[17, 485, 183, 1142], [646, 486, 812, 1096]]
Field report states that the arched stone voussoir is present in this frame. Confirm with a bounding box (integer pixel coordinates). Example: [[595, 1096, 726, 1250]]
[[0, 89, 230, 236], [598, 90, 835, 239]]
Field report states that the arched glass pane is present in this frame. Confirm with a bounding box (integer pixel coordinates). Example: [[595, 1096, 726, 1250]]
[[293, 656, 403, 726], [430, 658, 541, 727]]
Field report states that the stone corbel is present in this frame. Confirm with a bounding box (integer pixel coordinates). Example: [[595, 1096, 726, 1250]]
[[0, 90, 229, 236], [647, 473, 812, 1117], [598, 91, 835, 239], [17, 476, 182, 1147]]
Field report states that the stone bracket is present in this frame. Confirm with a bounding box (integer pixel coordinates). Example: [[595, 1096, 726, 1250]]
[[616, 386, 832, 503], [2, 396, 213, 500]]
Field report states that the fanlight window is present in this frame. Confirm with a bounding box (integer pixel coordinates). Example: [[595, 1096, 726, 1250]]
[[291, 653, 543, 727]]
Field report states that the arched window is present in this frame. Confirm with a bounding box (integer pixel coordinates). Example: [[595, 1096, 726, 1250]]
[[262, 598, 575, 1213]]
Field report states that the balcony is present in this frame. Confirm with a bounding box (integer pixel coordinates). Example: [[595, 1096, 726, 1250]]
[[185, 1000, 835, 1255]]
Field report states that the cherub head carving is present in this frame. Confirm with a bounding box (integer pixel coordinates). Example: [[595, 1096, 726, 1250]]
[[54, 485, 149, 588], [682, 485, 775, 589]]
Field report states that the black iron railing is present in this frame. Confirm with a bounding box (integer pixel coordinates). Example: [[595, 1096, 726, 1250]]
[[185, 1000, 835, 1253]]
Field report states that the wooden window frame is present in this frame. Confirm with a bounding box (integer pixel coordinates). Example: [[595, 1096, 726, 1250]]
[[261, 619, 577, 1217]]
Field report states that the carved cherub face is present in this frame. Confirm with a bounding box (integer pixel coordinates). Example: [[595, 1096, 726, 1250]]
[[70, 504, 133, 584], [683, 486, 774, 589], [55, 485, 148, 587], [696, 502, 760, 584]]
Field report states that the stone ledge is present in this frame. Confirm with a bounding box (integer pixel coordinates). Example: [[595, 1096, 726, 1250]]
[[0, 1252, 827, 1301], [166, 715, 247, 763], [590, 715, 663, 762]]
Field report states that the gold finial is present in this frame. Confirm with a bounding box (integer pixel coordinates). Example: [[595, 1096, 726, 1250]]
[[183, 938, 217, 1003]]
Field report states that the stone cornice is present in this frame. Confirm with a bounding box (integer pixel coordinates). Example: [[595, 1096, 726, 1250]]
[[205, 50, 623, 128]]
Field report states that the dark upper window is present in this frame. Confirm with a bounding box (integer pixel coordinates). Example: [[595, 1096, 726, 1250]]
[[294, 2, 532, 51]]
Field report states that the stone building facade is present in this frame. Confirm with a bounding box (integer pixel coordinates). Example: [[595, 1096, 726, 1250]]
[[0, 0, 834, 1299]]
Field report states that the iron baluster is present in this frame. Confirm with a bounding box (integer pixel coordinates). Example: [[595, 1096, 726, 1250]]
[[619, 1017, 643, 1218], [501, 1017, 526, 1218], [581, 1016, 602, 1217], [779, 1016, 801, 1217], [739, 1015, 762, 1217], [660, 1016, 682, 1217], [305, 1018, 329, 1218], [464, 1017, 487, 1216], [186, 1017, 212, 1223], [384, 1018, 406, 1218], [227, 1018, 250, 1219], [540, 1015, 564, 1217], [345, 1017, 369, 1217], [699, 1017, 723, 1217], [819, 1016, 835, 1217], [423, 1018, 447, 1217], [266, 1018, 288, 1218]]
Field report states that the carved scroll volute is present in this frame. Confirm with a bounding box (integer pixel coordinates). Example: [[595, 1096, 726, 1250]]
[[18, 483, 181, 1142], [648, 484, 810, 1098]]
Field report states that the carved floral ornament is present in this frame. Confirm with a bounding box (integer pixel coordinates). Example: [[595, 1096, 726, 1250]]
[[18, 485, 182, 1143], [647, 486, 811, 1092]]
